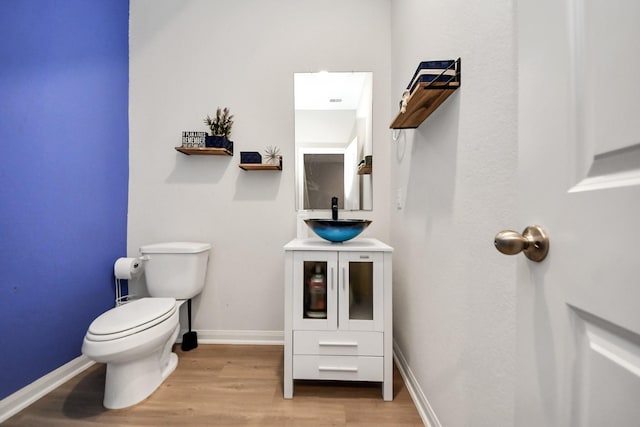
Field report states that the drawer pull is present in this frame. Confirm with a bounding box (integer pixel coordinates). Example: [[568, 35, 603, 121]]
[[318, 341, 358, 347], [318, 366, 358, 372]]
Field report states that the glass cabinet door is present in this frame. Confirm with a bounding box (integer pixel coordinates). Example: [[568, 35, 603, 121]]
[[348, 261, 374, 321], [292, 251, 337, 330], [338, 252, 383, 331]]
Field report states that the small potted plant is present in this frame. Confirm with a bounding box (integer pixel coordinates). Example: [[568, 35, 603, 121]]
[[203, 107, 234, 151]]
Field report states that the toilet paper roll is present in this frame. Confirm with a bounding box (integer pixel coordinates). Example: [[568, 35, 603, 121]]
[[114, 257, 143, 280]]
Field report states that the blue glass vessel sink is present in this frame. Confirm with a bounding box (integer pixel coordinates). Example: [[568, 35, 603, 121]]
[[304, 219, 372, 243]]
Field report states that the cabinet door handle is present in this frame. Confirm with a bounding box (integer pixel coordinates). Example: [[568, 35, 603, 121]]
[[342, 267, 346, 291], [318, 341, 358, 347], [318, 366, 358, 372], [330, 267, 334, 290]]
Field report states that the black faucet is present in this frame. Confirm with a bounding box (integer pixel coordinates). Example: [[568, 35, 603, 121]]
[[331, 196, 338, 220]]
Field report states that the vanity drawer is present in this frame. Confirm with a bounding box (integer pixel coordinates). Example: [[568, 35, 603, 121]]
[[293, 331, 383, 356], [293, 355, 383, 382]]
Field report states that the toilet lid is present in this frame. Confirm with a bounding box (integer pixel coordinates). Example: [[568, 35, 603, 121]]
[[87, 297, 177, 341]]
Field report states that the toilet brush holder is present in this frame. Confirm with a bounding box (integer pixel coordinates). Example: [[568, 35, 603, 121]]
[[182, 330, 197, 351], [181, 299, 198, 351]]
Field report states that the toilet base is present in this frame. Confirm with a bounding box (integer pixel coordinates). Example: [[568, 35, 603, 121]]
[[103, 325, 179, 409], [163, 352, 178, 380]]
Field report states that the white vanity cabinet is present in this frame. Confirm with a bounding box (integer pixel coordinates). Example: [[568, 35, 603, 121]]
[[283, 238, 393, 401]]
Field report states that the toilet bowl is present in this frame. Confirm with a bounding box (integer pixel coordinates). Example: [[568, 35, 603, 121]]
[[82, 298, 179, 409], [82, 241, 211, 409]]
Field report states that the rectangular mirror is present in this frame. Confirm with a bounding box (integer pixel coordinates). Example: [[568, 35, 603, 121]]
[[294, 72, 373, 211]]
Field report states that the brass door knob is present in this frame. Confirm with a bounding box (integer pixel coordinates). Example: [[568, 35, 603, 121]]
[[494, 225, 549, 262]]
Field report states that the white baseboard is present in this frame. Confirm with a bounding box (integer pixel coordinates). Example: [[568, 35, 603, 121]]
[[0, 355, 95, 424], [178, 329, 284, 345], [393, 341, 442, 427]]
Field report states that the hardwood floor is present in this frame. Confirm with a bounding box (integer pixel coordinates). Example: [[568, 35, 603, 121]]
[[4, 345, 423, 426]]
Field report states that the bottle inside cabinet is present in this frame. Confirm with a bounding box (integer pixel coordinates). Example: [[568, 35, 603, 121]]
[[304, 262, 327, 319]]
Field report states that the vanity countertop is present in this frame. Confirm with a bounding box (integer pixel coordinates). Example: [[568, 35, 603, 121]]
[[284, 237, 393, 252]]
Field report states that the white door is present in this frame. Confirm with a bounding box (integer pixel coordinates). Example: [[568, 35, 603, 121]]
[[514, 0, 640, 426], [292, 251, 338, 331], [338, 251, 384, 331]]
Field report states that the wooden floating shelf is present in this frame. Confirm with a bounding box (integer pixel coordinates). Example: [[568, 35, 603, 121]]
[[357, 165, 372, 175], [239, 163, 282, 171], [239, 157, 283, 171], [390, 58, 461, 130], [390, 82, 460, 129], [175, 147, 233, 156]]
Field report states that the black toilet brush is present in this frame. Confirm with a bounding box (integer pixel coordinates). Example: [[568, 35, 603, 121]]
[[181, 298, 198, 351]]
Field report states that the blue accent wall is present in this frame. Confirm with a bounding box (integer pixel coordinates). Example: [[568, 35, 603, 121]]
[[0, 0, 129, 399]]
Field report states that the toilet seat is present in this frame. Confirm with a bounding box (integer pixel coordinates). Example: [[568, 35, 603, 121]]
[[86, 298, 177, 342]]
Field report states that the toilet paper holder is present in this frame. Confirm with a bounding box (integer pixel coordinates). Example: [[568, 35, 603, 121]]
[[114, 256, 149, 306]]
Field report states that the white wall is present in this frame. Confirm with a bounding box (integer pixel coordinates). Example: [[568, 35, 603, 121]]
[[295, 110, 356, 144], [128, 1, 391, 336], [389, 0, 518, 426], [129, 1, 519, 424]]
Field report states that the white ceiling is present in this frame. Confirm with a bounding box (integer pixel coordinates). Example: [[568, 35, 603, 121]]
[[294, 72, 370, 110]]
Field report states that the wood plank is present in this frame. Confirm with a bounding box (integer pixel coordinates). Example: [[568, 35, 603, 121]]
[[3, 344, 423, 426], [357, 165, 372, 175], [175, 147, 233, 156], [390, 82, 460, 129], [238, 163, 282, 171]]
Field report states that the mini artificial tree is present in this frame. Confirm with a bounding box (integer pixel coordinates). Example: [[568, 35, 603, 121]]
[[204, 107, 234, 138]]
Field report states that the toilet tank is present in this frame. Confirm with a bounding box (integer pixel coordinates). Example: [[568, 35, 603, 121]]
[[139, 242, 211, 300]]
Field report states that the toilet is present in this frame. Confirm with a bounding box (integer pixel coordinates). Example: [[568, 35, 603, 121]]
[[82, 241, 211, 409]]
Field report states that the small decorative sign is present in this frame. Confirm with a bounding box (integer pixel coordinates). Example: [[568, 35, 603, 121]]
[[182, 131, 207, 148]]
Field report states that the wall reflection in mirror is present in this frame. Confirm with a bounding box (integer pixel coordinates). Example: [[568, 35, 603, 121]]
[[294, 72, 373, 211]]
